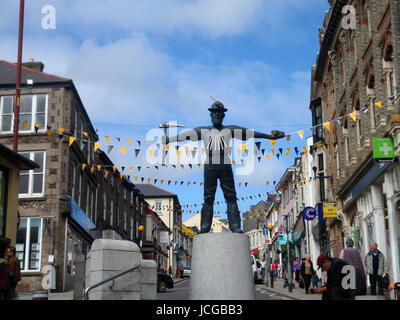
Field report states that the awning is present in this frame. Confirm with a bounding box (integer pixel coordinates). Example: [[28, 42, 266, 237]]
[[250, 248, 259, 255]]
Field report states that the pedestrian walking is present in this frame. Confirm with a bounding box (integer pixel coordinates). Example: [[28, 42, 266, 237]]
[[0, 258, 12, 300], [6, 246, 21, 300], [168, 265, 172, 276], [175, 267, 180, 278], [364, 242, 389, 295], [180, 264, 184, 278], [339, 238, 367, 295], [300, 254, 314, 294], [293, 257, 301, 284], [310, 254, 353, 300], [312, 271, 319, 288]]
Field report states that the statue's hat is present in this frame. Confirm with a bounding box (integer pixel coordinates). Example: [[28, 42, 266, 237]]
[[208, 101, 227, 112]]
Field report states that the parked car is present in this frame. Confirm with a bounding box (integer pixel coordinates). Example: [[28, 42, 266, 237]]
[[251, 255, 264, 284], [157, 272, 174, 293], [183, 266, 191, 277]]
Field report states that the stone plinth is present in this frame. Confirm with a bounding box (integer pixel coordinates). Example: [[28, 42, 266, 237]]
[[190, 233, 255, 300], [140, 259, 157, 300], [85, 239, 141, 300]]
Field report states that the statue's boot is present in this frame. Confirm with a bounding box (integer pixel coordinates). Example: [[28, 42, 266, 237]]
[[200, 203, 213, 233], [227, 202, 242, 233]]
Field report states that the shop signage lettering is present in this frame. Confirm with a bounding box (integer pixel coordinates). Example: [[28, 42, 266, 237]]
[[323, 203, 337, 218]]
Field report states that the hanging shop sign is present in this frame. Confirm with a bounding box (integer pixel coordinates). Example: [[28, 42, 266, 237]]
[[278, 234, 286, 245], [323, 202, 337, 218], [372, 137, 396, 159], [160, 231, 169, 244], [302, 206, 317, 220]]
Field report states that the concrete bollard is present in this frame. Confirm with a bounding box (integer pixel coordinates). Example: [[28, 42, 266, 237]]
[[73, 250, 85, 300], [85, 239, 141, 300], [140, 259, 157, 300], [190, 233, 255, 300]]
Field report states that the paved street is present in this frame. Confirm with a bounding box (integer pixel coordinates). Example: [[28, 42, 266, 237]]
[[157, 278, 294, 300]]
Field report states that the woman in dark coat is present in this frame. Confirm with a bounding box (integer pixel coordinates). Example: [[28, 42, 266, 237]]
[[0, 258, 12, 300], [300, 254, 314, 294]]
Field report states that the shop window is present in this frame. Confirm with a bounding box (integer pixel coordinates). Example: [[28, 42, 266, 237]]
[[18, 151, 46, 198], [0, 94, 47, 133], [16, 217, 42, 271]]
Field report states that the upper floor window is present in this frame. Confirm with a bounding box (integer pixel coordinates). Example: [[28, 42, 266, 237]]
[[0, 94, 47, 133], [19, 151, 46, 198]]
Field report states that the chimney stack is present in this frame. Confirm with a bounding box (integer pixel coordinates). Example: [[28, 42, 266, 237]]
[[22, 58, 44, 72]]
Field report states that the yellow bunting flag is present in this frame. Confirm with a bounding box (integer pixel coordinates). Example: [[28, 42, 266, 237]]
[[285, 151, 289, 157], [271, 148, 275, 155], [317, 143, 321, 149], [323, 144, 327, 150], [239, 182, 242, 187], [94, 142, 100, 152], [58, 128, 64, 134], [166, 144, 170, 151], [148, 178, 151, 183], [177, 150, 182, 160], [112, 166, 117, 172], [197, 164, 201, 168], [82, 131, 88, 137], [161, 180, 164, 184], [323, 122, 331, 132], [134, 176, 138, 181], [90, 167, 94, 174], [97, 165, 101, 172], [232, 160, 236, 165], [349, 112, 356, 121], [105, 136, 109, 143], [254, 149, 258, 155], [121, 147, 127, 156], [105, 170, 109, 177], [375, 101, 382, 108], [23, 121, 28, 130], [237, 149, 241, 157], [241, 144, 246, 153], [200, 182, 203, 186], [129, 166, 133, 172], [270, 140, 276, 147], [149, 149, 154, 159], [202, 147, 205, 154], [120, 173, 123, 180], [297, 130, 304, 140], [82, 164, 86, 171], [249, 158, 253, 163], [69, 137, 76, 146], [266, 155, 270, 160], [303, 146, 308, 154], [125, 138, 131, 144], [185, 146, 189, 154], [47, 129, 52, 137]]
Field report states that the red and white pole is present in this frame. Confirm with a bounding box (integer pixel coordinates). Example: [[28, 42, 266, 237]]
[[13, 0, 25, 152]]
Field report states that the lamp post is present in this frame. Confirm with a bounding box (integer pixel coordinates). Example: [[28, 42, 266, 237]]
[[285, 214, 293, 292]]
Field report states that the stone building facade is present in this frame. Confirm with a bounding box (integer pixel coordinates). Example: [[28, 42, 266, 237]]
[[0, 60, 147, 292], [310, 0, 400, 287]]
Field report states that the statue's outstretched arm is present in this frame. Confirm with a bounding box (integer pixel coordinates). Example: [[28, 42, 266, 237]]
[[228, 125, 285, 141], [165, 127, 205, 144]]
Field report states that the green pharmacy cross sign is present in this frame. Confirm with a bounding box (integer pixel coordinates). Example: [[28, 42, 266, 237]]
[[372, 137, 395, 159]]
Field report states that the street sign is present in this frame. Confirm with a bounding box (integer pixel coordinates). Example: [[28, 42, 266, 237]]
[[265, 239, 271, 244], [302, 206, 317, 220], [373, 137, 395, 159], [323, 202, 337, 218]]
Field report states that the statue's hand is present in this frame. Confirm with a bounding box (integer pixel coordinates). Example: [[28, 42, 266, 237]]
[[271, 130, 285, 139]]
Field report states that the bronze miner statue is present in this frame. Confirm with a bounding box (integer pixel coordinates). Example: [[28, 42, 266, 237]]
[[164, 101, 285, 233]]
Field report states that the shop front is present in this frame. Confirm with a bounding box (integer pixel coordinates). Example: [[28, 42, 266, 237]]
[[63, 198, 99, 291]]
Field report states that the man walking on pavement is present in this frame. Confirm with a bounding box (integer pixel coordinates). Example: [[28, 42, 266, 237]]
[[310, 254, 353, 300], [339, 238, 367, 295], [364, 242, 389, 295]]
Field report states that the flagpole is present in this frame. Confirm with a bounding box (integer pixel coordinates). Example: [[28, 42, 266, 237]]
[[13, 0, 25, 152]]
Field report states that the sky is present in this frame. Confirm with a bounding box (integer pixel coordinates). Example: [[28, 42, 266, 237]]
[[0, 0, 330, 222]]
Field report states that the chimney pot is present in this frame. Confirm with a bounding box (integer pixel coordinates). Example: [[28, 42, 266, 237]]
[[22, 60, 44, 72]]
